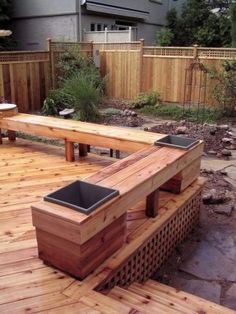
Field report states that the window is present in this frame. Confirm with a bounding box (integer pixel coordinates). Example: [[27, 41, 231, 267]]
[[90, 23, 111, 31]]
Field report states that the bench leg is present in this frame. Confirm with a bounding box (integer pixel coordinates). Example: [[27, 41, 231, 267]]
[[8, 130, 16, 142], [115, 150, 120, 159], [161, 158, 201, 194], [65, 141, 75, 162], [146, 189, 159, 218], [110, 149, 120, 159], [79, 144, 88, 157], [0, 128, 2, 144]]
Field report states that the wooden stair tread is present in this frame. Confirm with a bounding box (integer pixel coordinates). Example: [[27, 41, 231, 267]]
[[108, 280, 235, 314]]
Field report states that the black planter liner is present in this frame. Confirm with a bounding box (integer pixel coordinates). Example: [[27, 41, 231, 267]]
[[44, 180, 119, 215], [155, 135, 199, 150]]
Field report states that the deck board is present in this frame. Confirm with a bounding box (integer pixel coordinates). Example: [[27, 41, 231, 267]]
[[0, 138, 233, 313], [0, 139, 113, 313]]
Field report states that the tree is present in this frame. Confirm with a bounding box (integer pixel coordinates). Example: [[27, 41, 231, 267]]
[[230, 3, 236, 47], [164, 0, 231, 47], [0, 0, 14, 51], [155, 28, 174, 46]]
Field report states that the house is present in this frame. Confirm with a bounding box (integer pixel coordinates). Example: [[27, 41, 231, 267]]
[[12, 0, 185, 50]]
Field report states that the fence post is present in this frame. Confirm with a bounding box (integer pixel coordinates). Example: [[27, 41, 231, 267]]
[[193, 44, 199, 59], [139, 39, 145, 94], [105, 27, 108, 43], [129, 27, 132, 42], [90, 41, 94, 58], [47, 38, 55, 89]]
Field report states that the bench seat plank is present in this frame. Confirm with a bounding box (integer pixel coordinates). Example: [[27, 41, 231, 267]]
[[0, 113, 163, 153], [32, 141, 203, 244]]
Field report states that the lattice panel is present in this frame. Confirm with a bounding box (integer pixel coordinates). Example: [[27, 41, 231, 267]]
[[198, 48, 236, 59], [143, 47, 236, 59], [0, 51, 49, 63], [143, 47, 194, 57], [96, 191, 201, 292], [93, 42, 141, 52], [50, 42, 93, 56]]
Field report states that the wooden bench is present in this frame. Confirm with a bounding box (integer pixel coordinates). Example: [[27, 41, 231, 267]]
[[0, 113, 164, 161], [32, 141, 203, 278]]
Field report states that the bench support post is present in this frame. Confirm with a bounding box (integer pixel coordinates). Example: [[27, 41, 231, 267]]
[[65, 141, 75, 162], [79, 144, 88, 157], [8, 130, 16, 142], [146, 189, 159, 218], [110, 149, 121, 159], [161, 158, 201, 194]]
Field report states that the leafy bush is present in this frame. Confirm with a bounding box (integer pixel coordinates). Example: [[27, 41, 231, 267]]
[[56, 48, 101, 86], [208, 60, 236, 116], [43, 47, 105, 121], [133, 92, 161, 109], [42, 89, 74, 116]]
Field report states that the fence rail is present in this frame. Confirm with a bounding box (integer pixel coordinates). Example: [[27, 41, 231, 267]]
[[0, 40, 236, 112]]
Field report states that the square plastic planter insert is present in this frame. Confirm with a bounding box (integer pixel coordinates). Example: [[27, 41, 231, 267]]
[[44, 180, 119, 215], [155, 135, 199, 150]]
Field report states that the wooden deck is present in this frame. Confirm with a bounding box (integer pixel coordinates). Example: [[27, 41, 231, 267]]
[[0, 139, 234, 313]]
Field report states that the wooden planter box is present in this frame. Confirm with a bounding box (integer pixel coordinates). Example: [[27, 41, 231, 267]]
[[32, 205, 126, 279]]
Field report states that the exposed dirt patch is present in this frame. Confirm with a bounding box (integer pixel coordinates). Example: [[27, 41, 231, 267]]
[[148, 121, 234, 159], [102, 114, 144, 128], [100, 102, 235, 158]]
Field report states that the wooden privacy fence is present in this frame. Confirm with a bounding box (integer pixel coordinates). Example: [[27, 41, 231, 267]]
[[0, 40, 94, 112], [0, 51, 51, 112], [100, 44, 235, 105], [1, 41, 236, 112]]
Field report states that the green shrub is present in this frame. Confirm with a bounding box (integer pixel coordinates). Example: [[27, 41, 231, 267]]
[[62, 72, 101, 122], [43, 47, 105, 121], [56, 48, 101, 86], [208, 60, 236, 116], [133, 91, 161, 109], [42, 89, 74, 116]]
